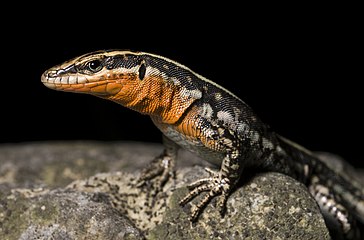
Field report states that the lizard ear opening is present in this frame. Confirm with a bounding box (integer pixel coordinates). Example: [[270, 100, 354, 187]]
[[138, 62, 146, 80]]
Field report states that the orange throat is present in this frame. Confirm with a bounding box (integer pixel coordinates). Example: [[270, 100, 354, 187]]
[[107, 75, 197, 124]]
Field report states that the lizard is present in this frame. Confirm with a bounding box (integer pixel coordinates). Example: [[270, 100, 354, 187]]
[[41, 49, 364, 239]]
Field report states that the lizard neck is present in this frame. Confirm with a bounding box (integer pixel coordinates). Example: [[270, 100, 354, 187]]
[[107, 75, 197, 124]]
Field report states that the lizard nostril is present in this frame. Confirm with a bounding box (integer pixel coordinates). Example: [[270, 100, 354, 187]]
[[46, 70, 58, 78]]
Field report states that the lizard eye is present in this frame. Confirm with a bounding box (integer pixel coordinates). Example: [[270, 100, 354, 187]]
[[87, 60, 103, 73], [138, 62, 146, 80]]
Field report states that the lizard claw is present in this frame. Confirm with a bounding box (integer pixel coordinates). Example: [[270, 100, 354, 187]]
[[179, 168, 231, 221]]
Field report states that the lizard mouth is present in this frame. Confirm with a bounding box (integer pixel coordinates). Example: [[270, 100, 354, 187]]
[[41, 71, 122, 96], [41, 70, 90, 86]]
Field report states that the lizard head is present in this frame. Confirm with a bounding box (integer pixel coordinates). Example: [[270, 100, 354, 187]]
[[41, 50, 148, 98], [41, 50, 202, 123]]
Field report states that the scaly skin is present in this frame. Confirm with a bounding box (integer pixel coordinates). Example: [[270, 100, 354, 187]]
[[41, 50, 364, 239]]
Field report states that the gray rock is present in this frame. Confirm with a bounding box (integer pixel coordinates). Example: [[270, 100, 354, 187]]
[[150, 170, 330, 240], [1, 188, 142, 240], [0, 141, 334, 239], [0, 141, 202, 189]]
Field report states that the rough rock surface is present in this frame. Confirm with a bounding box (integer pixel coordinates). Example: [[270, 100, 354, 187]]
[[2, 189, 142, 240], [1, 141, 357, 239]]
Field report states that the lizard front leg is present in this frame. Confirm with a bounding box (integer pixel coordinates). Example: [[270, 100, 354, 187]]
[[137, 135, 179, 193], [179, 146, 243, 221]]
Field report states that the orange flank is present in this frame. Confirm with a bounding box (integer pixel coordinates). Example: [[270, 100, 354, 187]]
[[173, 105, 201, 140]]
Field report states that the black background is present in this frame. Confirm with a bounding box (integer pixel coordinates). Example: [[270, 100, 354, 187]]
[[1, 5, 363, 167]]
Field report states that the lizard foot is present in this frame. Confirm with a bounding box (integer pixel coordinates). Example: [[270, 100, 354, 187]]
[[179, 167, 231, 222], [136, 154, 175, 195]]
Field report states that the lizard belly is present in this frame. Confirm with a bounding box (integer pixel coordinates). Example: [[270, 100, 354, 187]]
[[151, 117, 224, 166]]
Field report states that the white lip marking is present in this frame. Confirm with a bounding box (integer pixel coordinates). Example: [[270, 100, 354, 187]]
[[68, 75, 78, 84], [62, 76, 70, 84], [55, 77, 61, 84], [77, 76, 88, 84]]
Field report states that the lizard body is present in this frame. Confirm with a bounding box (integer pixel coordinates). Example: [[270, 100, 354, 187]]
[[41, 50, 364, 239]]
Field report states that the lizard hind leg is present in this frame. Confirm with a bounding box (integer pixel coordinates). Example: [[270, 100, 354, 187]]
[[136, 136, 179, 194]]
